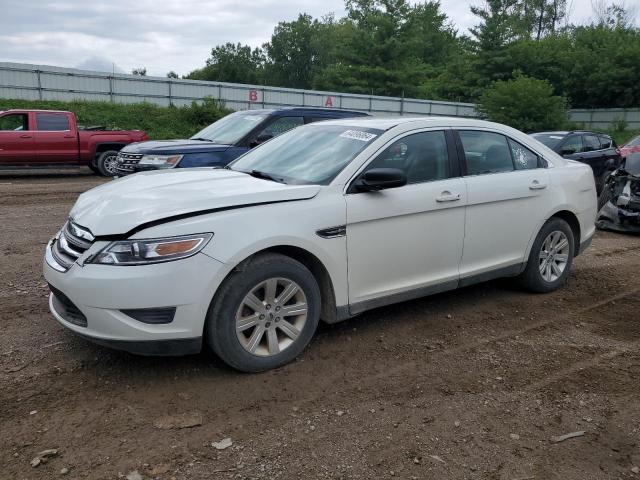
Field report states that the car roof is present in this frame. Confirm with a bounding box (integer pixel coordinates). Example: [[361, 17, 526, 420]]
[[2, 109, 70, 114], [533, 130, 610, 137], [237, 107, 369, 117], [314, 116, 519, 131]]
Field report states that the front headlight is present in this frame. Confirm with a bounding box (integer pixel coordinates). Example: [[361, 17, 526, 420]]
[[138, 154, 183, 168], [88, 233, 213, 265]]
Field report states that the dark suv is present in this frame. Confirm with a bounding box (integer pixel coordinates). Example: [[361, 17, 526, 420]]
[[530, 131, 622, 193], [116, 107, 369, 175]]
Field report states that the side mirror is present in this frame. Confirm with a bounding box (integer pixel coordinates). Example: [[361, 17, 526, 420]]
[[250, 134, 273, 148], [560, 148, 576, 156], [354, 168, 407, 192]]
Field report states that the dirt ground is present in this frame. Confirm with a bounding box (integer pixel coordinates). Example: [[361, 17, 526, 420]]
[[1, 172, 640, 480]]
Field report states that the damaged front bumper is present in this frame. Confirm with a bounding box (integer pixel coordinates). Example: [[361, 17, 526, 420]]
[[596, 201, 640, 234]]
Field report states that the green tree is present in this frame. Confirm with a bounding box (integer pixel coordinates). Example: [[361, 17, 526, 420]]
[[314, 0, 462, 97], [166, 71, 179, 79], [263, 14, 334, 89], [131, 67, 147, 76], [186, 43, 265, 84], [478, 75, 569, 131]]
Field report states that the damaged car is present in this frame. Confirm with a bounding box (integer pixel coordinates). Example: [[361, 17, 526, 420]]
[[596, 153, 640, 234], [44, 117, 596, 372]]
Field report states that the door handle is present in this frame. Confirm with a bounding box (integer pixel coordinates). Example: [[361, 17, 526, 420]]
[[19, 134, 32, 138], [436, 192, 461, 202], [529, 180, 547, 190]]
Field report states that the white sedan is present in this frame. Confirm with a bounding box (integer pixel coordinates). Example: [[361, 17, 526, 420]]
[[44, 117, 597, 372]]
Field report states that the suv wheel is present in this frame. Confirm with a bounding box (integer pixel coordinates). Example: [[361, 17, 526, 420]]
[[206, 253, 321, 372], [96, 150, 120, 177], [518, 218, 575, 293]]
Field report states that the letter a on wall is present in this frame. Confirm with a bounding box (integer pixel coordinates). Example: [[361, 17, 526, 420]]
[[325, 96, 333, 107]]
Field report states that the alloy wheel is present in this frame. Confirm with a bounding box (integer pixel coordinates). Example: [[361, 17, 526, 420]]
[[235, 277, 308, 357], [104, 154, 118, 175], [538, 230, 570, 282]]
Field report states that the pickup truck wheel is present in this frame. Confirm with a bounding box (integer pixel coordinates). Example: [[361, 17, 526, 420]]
[[87, 163, 100, 174], [517, 218, 575, 293], [96, 150, 120, 177], [206, 253, 321, 372]]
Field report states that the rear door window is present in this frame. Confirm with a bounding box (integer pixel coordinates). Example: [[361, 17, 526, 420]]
[[508, 139, 540, 170], [458, 130, 513, 175], [36, 113, 70, 131], [598, 135, 612, 149], [561, 135, 583, 154], [583, 135, 601, 152]]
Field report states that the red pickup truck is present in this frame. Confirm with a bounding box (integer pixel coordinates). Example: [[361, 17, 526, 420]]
[[0, 109, 148, 176]]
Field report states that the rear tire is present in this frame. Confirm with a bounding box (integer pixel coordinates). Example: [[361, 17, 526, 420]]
[[518, 218, 575, 293], [206, 253, 321, 372], [96, 150, 120, 177]]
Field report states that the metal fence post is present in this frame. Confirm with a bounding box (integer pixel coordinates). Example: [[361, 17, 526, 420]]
[[109, 75, 114, 103], [36, 69, 42, 100]]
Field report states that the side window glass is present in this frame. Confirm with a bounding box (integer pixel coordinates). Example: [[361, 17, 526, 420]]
[[459, 131, 513, 175], [561, 135, 583, 155], [259, 116, 304, 139], [0, 114, 28, 131], [365, 131, 450, 184], [598, 135, 611, 149], [305, 117, 328, 124], [583, 135, 600, 152], [508, 139, 540, 170], [36, 113, 70, 131]]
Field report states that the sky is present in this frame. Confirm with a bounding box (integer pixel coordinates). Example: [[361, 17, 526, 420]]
[[0, 0, 606, 77]]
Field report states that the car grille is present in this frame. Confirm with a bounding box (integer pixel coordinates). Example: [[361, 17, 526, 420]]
[[49, 284, 87, 327], [51, 221, 95, 272], [116, 152, 143, 172]]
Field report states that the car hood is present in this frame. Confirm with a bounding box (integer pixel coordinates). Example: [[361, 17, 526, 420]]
[[121, 139, 231, 155], [70, 168, 321, 236]]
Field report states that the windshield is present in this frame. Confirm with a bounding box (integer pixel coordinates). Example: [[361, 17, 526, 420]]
[[190, 112, 268, 144], [229, 124, 383, 185], [531, 133, 565, 149], [627, 136, 640, 147]]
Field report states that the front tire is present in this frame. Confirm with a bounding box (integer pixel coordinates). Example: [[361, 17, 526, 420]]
[[206, 253, 321, 372], [518, 218, 575, 293], [96, 150, 120, 177]]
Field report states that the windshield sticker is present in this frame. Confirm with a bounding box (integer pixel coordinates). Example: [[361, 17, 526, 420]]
[[549, 136, 563, 139], [339, 130, 378, 142]]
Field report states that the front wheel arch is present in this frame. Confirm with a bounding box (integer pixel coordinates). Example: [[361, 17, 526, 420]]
[[215, 245, 338, 325]]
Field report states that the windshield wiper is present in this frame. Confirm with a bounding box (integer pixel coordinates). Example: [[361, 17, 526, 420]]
[[191, 137, 213, 142], [247, 170, 286, 184]]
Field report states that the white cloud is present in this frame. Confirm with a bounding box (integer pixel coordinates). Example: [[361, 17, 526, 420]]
[[0, 0, 607, 77]]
